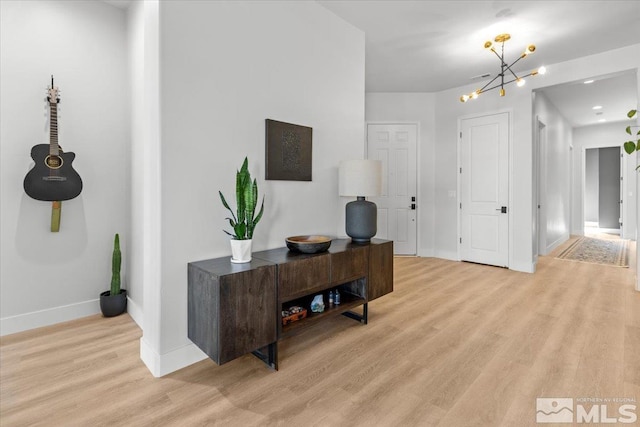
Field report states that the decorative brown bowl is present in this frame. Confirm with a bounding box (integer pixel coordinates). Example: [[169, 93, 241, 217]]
[[286, 235, 332, 254]]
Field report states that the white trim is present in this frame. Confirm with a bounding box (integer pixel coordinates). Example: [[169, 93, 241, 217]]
[[546, 233, 570, 254], [0, 295, 143, 336], [1, 299, 100, 336], [434, 249, 458, 261], [510, 260, 535, 273], [140, 337, 207, 378], [126, 296, 144, 330], [579, 145, 625, 237]]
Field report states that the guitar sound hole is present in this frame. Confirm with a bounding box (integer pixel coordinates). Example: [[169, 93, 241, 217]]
[[45, 155, 63, 170]]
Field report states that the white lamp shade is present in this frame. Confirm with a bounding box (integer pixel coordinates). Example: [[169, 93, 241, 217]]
[[339, 159, 382, 197]]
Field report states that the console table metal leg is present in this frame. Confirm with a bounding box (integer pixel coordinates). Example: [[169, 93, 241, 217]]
[[342, 303, 368, 324], [251, 342, 278, 370]]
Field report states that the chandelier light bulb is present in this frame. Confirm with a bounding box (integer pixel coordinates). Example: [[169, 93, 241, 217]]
[[538, 66, 547, 75], [460, 94, 469, 103], [471, 91, 479, 99], [517, 78, 526, 87]]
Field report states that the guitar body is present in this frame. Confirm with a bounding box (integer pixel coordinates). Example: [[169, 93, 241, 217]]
[[23, 144, 83, 201]]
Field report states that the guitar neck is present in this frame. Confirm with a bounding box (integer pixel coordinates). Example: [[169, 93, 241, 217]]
[[49, 102, 59, 155]]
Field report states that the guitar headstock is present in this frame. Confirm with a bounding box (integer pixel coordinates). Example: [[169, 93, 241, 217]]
[[47, 75, 60, 104]]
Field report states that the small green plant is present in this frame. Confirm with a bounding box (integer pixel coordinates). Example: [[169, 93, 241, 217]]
[[623, 109, 640, 156], [219, 157, 264, 240], [110, 233, 121, 296]]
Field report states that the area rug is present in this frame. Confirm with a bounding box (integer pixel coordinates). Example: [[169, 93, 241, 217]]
[[556, 237, 629, 267]]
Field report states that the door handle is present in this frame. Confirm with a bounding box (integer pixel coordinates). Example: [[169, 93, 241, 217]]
[[495, 206, 507, 213]]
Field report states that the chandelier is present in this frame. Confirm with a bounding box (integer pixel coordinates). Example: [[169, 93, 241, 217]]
[[460, 33, 546, 102]]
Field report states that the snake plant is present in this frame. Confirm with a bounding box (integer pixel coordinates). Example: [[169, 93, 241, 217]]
[[219, 157, 265, 240]]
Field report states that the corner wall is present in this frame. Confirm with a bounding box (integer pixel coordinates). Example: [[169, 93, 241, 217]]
[[533, 91, 573, 254], [0, 0, 130, 335], [140, 0, 365, 376], [431, 44, 640, 272]]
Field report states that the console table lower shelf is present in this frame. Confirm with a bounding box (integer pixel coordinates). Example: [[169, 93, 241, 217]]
[[254, 297, 368, 370], [187, 238, 393, 371]]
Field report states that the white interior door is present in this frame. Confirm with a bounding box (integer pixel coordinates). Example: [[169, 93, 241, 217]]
[[367, 123, 417, 255], [537, 120, 548, 254], [460, 113, 509, 267]]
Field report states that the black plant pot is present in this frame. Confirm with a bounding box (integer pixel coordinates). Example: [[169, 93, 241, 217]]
[[100, 289, 127, 317]]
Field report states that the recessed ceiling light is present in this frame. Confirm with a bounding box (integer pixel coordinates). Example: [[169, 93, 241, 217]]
[[598, 119, 607, 122], [584, 80, 594, 84], [593, 105, 602, 110]]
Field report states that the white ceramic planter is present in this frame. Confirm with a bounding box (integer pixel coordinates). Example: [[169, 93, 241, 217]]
[[230, 239, 252, 263]]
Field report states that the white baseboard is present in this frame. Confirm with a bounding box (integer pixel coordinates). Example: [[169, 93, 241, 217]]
[[418, 248, 435, 257], [0, 296, 143, 337], [595, 228, 621, 235], [510, 260, 535, 273], [545, 234, 569, 255], [140, 337, 208, 377], [126, 296, 144, 330], [0, 299, 100, 336], [434, 250, 458, 261]]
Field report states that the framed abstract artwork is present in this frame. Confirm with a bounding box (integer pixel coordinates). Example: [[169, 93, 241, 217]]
[[265, 119, 312, 181]]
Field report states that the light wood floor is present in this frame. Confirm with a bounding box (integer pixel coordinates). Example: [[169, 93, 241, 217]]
[[2, 237, 639, 426]]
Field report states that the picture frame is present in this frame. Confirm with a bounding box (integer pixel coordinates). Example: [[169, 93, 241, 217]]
[[265, 119, 312, 181]]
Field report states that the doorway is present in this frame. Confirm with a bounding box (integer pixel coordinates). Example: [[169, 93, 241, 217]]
[[584, 146, 622, 235], [534, 118, 548, 256], [366, 123, 418, 255]]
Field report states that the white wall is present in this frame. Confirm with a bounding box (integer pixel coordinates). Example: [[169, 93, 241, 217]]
[[533, 91, 572, 254], [429, 44, 640, 272], [0, 0, 130, 335], [365, 93, 436, 256], [138, 0, 365, 376], [584, 148, 599, 222], [573, 122, 637, 239], [126, 0, 146, 330]]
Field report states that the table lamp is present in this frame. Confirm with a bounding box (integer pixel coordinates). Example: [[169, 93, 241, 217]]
[[339, 159, 382, 243]]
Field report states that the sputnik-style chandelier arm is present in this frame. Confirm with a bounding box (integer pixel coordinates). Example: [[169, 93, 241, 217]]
[[460, 33, 546, 102]]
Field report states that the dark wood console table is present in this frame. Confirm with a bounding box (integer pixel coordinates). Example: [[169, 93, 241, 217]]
[[187, 238, 393, 370]]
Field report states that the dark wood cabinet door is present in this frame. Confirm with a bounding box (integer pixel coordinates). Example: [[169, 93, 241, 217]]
[[188, 261, 277, 365], [277, 255, 330, 302], [330, 246, 368, 284], [368, 240, 393, 301], [219, 266, 277, 364]]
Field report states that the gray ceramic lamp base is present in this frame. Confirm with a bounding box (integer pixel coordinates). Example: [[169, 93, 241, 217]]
[[345, 197, 377, 243]]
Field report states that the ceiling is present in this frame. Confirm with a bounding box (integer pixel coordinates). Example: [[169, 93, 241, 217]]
[[319, 0, 639, 127], [536, 71, 637, 128], [318, 0, 640, 92], [104, 0, 639, 127]]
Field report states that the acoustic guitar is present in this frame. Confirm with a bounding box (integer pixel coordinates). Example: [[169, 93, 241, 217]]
[[23, 78, 83, 202]]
